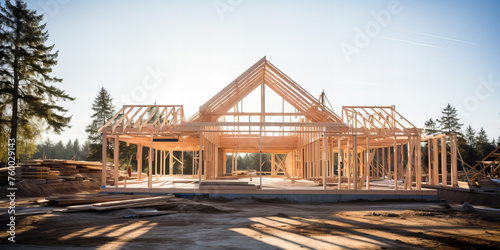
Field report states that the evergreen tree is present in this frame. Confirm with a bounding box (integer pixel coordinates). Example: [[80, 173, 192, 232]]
[[64, 139, 75, 159], [437, 104, 463, 135], [464, 125, 476, 146], [53, 140, 64, 159], [32, 137, 53, 159], [72, 139, 83, 160], [476, 128, 488, 146], [424, 118, 439, 136], [475, 127, 489, 158], [81, 140, 90, 160], [458, 126, 478, 167], [85, 87, 115, 160], [0, 0, 74, 163]]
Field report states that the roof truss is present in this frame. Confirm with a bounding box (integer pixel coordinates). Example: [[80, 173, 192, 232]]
[[189, 56, 342, 123]]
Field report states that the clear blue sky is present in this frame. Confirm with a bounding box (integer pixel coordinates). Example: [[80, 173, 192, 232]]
[[26, 0, 500, 144]]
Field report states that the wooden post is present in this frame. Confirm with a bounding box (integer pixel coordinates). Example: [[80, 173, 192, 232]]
[[416, 136, 422, 190], [382, 147, 386, 179], [428, 139, 432, 184], [347, 137, 351, 189], [192, 150, 196, 177], [161, 150, 164, 177], [198, 131, 203, 185], [375, 148, 378, 178], [322, 131, 327, 190], [399, 144, 404, 180], [181, 150, 184, 175], [388, 147, 392, 180], [366, 134, 370, 190], [114, 136, 119, 188], [451, 134, 458, 187], [260, 73, 264, 189], [214, 146, 218, 178], [154, 146, 157, 179], [101, 133, 107, 187], [259, 132, 263, 188], [433, 138, 439, 185], [222, 150, 226, 175], [338, 137, 342, 190], [137, 144, 143, 181], [353, 134, 357, 191], [169, 150, 173, 176], [441, 137, 447, 186], [359, 150, 364, 183], [316, 139, 320, 179], [148, 135, 153, 188], [394, 137, 398, 190], [233, 152, 237, 176], [271, 153, 275, 176], [406, 137, 412, 190]]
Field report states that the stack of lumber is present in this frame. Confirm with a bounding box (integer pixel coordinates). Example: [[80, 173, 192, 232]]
[[17, 159, 109, 183], [19, 166, 50, 180], [199, 181, 257, 190]]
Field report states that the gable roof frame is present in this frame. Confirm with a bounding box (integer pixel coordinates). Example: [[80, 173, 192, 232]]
[[188, 56, 342, 123]]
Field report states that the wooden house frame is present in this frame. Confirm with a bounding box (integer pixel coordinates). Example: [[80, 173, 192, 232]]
[[99, 57, 457, 191]]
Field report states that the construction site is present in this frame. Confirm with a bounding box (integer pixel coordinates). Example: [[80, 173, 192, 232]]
[[1, 57, 500, 249]]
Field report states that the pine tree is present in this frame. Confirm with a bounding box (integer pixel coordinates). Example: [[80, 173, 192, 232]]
[[53, 140, 64, 159], [424, 118, 439, 136], [0, 0, 74, 162], [32, 137, 52, 159], [0, 0, 74, 163], [85, 87, 115, 160], [476, 128, 488, 146], [81, 140, 90, 160], [437, 104, 463, 135], [458, 125, 478, 166], [64, 139, 75, 159], [72, 139, 83, 160], [464, 125, 476, 146], [476, 127, 489, 158]]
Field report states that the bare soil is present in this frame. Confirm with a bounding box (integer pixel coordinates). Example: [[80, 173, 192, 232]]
[[1, 198, 500, 249]]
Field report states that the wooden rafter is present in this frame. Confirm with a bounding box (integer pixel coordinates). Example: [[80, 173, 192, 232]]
[[342, 106, 418, 136], [99, 105, 184, 135]]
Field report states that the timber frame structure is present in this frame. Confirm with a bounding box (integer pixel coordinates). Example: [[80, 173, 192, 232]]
[[99, 57, 458, 192]]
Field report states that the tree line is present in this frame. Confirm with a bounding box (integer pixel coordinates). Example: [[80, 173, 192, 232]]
[[31, 138, 88, 161]]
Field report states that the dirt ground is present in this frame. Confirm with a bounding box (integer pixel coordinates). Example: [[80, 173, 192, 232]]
[[1, 198, 500, 250]]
